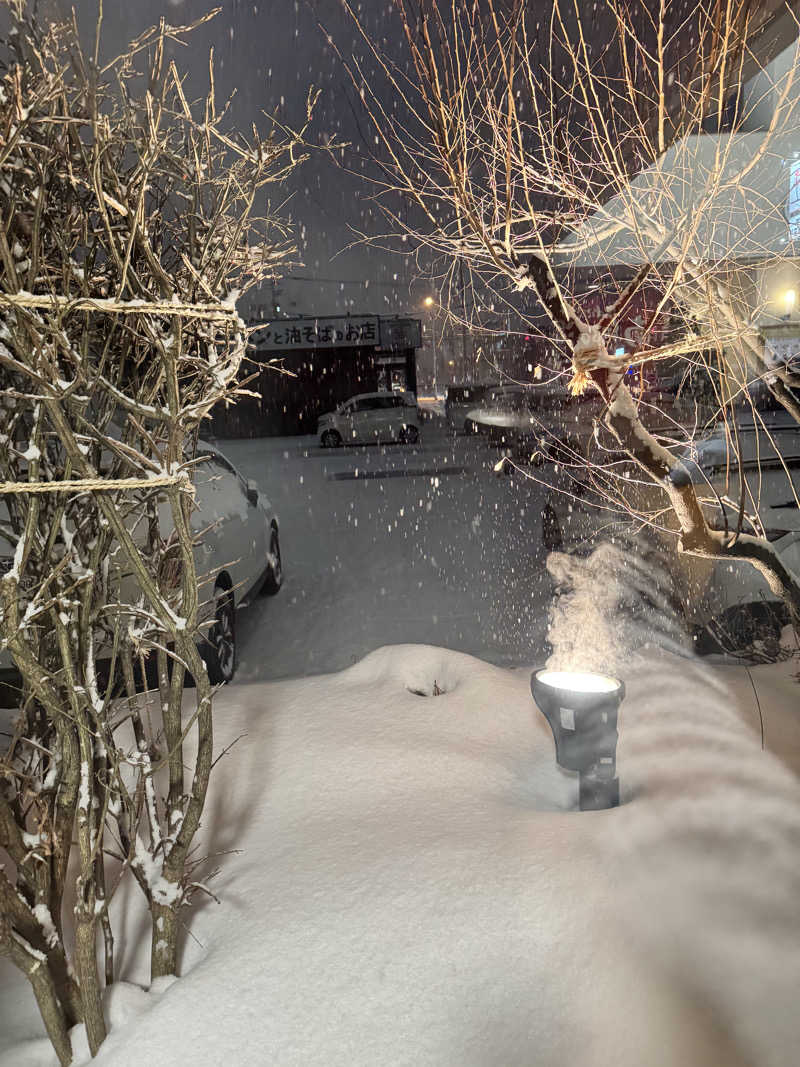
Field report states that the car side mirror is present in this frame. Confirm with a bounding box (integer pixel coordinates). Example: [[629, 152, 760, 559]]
[[246, 480, 259, 506]]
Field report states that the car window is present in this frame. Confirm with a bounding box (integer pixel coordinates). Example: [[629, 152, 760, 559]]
[[195, 458, 248, 519], [200, 450, 236, 476], [491, 387, 529, 407], [354, 397, 381, 412]]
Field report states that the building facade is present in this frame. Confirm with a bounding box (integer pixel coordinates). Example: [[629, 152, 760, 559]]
[[209, 315, 421, 437]]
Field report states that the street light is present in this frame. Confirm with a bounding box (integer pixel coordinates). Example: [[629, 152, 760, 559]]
[[783, 289, 796, 320], [422, 298, 437, 390], [531, 668, 624, 810]]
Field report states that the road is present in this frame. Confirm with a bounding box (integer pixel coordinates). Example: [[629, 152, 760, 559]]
[[218, 420, 556, 682]]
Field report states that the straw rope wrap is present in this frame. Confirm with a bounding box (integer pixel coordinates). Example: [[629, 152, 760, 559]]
[[0, 292, 241, 322], [0, 475, 192, 494]]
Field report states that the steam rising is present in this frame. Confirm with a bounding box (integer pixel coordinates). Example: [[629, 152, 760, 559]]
[[546, 533, 691, 676]]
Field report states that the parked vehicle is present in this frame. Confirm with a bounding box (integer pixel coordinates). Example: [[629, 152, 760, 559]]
[[317, 391, 421, 446], [466, 382, 603, 460], [192, 445, 282, 682], [539, 413, 800, 649], [0, 442, 282, 693], [444, 383, 497, 433]]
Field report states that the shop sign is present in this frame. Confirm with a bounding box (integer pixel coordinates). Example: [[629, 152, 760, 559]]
[[378, 318, 422, 349], [252, 316, 379, 350]]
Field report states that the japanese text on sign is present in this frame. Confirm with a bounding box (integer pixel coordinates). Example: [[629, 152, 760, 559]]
[[251, 316, 379, 350]]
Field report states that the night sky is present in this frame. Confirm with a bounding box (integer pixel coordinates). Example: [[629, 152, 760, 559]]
[[67, 0, 420, 317]]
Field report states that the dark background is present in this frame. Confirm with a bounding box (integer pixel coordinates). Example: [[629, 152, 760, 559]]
[[63, 0, 421, 317]]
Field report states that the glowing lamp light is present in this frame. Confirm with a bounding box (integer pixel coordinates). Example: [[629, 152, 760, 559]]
[[783, 289, 796, 318], [531, 668, 624, 811], [424, 296, 435, 307]]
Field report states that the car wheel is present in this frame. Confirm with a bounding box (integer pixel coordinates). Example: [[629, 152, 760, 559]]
[[542, 504, 563, 551], [261, 525, 283, 596], [399, 425, 420, 444], [204, 588, 236, 685], [321, 429, 342, 448]]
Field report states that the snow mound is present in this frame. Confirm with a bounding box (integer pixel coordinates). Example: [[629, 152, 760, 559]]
[[342, 642, 492, 695], [1, 644, 799, 1067]]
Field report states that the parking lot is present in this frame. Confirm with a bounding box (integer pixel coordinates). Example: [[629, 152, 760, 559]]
[[220, 421, 558, 681]]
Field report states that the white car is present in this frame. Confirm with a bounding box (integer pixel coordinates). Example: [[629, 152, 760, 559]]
[[539, 414, 800, 650], [191, 444, 282, 682], [317, 392, 421, 446], [445, 383, 497, 434], [0, 442, 281, 695], [466, 383, 604, 459], [472, 380, 707, 464]]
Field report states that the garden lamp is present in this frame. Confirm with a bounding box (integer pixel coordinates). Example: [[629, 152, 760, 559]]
[[531, 669, 624, 811]]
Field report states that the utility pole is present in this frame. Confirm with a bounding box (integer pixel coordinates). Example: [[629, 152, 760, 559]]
[[424, 296, 437, 391], [270, 277, 283, 317], [459, 257, 468, 380]]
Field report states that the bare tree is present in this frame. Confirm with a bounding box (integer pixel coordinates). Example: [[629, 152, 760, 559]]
[[0, 4, 312, 1062], [339, 0, 800, 625]]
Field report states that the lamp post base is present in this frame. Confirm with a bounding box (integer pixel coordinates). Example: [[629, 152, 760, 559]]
[[579, 774, 619, 811]]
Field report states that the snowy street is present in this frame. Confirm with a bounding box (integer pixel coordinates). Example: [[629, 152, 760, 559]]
[[223, 421, 556, 681]]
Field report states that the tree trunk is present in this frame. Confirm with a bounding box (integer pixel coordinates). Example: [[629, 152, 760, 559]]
[[150, 902, 179, 980], [73, 917, 106, 1056], [0, 916, 73, 1067]]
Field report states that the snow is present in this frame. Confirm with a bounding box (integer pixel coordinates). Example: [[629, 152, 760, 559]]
[[132, 837, 181, 908], [31, 905, 58, 949], [2, 429, 800, 1065], [77, 761, 90, 812], [2, 639, 800, 1067]]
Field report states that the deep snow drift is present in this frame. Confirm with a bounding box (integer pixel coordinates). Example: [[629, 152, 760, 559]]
[[1, 642, 799, 1067]]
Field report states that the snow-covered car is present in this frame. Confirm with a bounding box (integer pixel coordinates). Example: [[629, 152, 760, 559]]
[[444, 383, 497, 434], [0, 442, 282, 693], [465, 382, 603, 460], [317, 391, 421, 446], [190, 444, 283, 681], [539, 414, 800, 647]]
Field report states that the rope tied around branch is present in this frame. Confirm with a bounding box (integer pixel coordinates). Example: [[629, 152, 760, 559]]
[[0, 292, 242, 322], [0, 475, 194, 495]]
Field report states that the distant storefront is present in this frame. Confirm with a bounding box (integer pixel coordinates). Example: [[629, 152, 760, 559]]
[[210, 315, 421, 437]]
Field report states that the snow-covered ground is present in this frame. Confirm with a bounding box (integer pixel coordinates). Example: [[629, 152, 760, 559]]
[[2, 640, 799, 1067], [221, 425, 556, 680], [3, 425, 800, 1066]]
